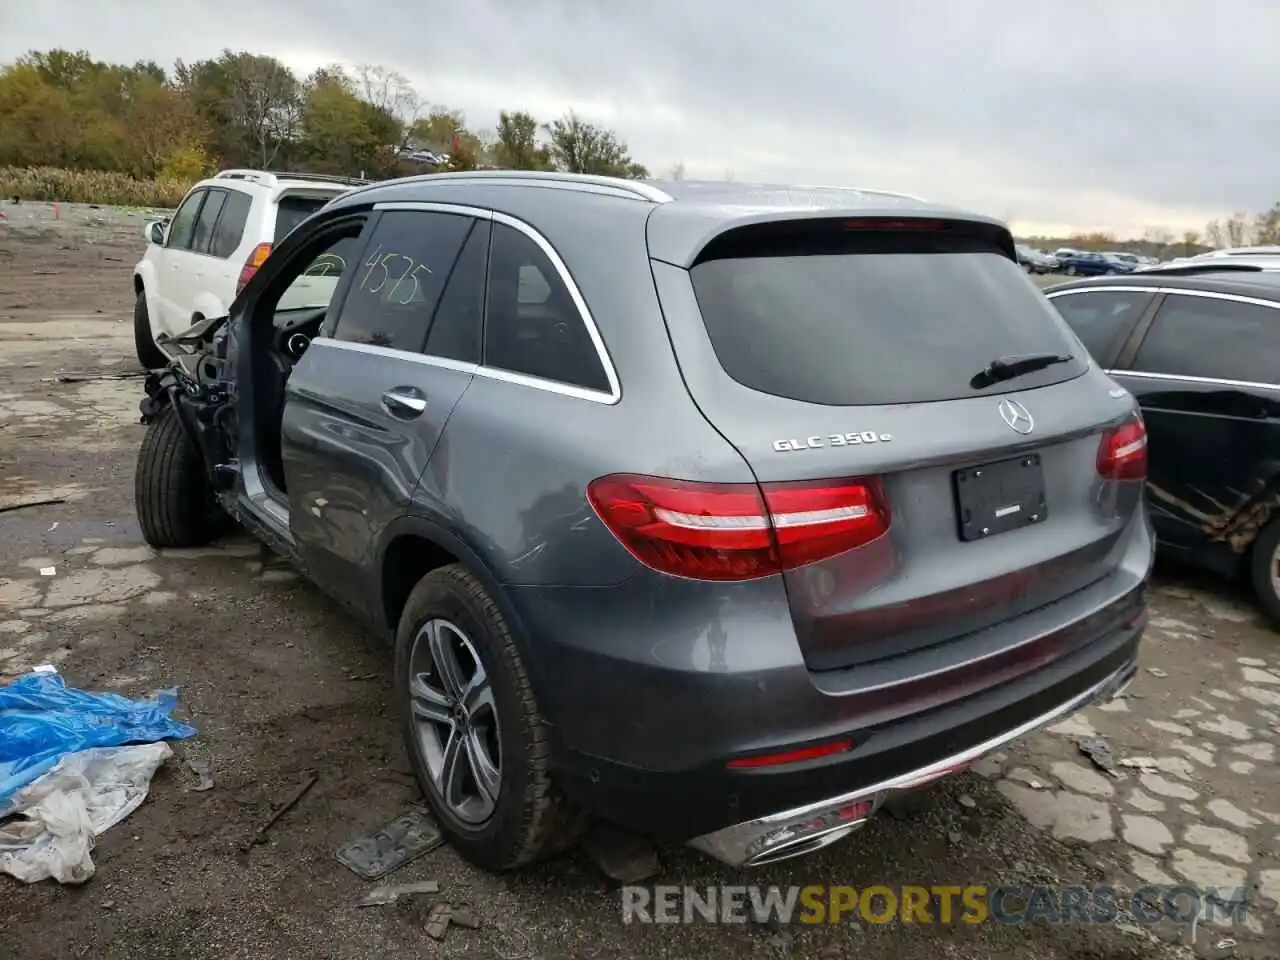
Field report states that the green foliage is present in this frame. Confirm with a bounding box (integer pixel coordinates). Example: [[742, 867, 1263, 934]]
[[542, 111, 648, 178], [0, 48, 654, 202], [159, 147, 209, 182]]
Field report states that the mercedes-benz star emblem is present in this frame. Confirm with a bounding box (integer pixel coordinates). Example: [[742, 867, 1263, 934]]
[[998, 398, 1035, 435]]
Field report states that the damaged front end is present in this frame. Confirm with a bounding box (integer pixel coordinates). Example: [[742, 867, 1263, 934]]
[[139, 315, 240, 494]]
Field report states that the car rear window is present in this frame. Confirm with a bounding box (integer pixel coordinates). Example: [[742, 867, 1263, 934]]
[[274, 195, 332, 242], [688, 222, 1088, 406]]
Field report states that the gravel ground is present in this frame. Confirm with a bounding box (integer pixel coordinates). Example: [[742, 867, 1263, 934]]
[[0, 211, 1276, 960]]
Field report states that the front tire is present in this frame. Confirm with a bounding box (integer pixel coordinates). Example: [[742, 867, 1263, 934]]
[[1066, 265, 1078, 276], [134, 404, 229, 548], [133, 291, 168, 370], [1249, 519, 1280, 629], [395, 565, 586, 871]]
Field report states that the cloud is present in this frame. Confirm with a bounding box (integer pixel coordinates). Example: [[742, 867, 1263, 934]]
[[3, 0, 1275, 237]]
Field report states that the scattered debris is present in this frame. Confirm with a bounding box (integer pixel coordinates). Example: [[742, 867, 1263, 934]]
[[244, 772, 319, 850], [1117, 756, 1160, 771], [425, 903, 481, 941], [0, 669, 195, 814], [583, 822, 662, 883], [186, 755, 215, 792], [947, 829, 963, 844], [1077, 736, 1117, 775], [38, 566, 55, 577], [0, 496, 67, 515], [0, 743, 174, 883], [1146, 667, 1168, 678], [343, 673, 379, 682], [47, 522, 58, 532], [335, 809, 444, 880], [958, 793, 977, 809], [52, 370, 148, 384], [356, 879, 439, 907]]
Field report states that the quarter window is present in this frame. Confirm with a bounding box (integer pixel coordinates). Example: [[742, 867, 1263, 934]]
[[1133, 294, 1280, 384], [1050, 290, 1152, 366], [483, 222, 610, 393], [330, 210, 474, 352]]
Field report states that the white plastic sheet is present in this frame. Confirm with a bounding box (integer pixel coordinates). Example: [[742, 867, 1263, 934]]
[[0, 742, 172, 884]]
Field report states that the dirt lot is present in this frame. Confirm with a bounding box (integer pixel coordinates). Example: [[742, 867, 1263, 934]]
[[1, 206, 1278, 960]]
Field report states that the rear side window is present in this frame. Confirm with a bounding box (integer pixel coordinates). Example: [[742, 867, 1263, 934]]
[[1050, 289, 1152, 366], [1133, 294, 1280, 384], [688, 223, 1088, 406], [274, 195, 332, 242], [330, 210, 474, 351], [424, 220, 488, 364], [210, 190, 252, 258], [190, 189, 225, 254], [483, 222, 610, 393], [165, 189, 205, 250]]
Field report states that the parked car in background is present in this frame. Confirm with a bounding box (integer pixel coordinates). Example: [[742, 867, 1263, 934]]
[[1047, 268, 1280, 625], [1194, 245, 1280, 259], [132, 171, 1149, 872], [1058, 251, 1133, 276], [1015, 244, 1058, 273], [132, 169, 368, 369], [1104, 252, 1141, 270], [1053, 247, 1082, 262], [1137, 254, 1280, 275]]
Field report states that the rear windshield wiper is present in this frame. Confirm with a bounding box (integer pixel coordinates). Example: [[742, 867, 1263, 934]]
[[971, 352, 1073, 389]]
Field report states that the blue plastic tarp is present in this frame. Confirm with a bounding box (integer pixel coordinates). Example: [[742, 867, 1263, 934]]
[[0, 671, 196, 813]]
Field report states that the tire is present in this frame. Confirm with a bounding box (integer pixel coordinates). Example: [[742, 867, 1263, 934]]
[[395, 564, 586, 871], [1249, 519, 1280, 629], [133, 291, 168, 370], [1106, 268, 1118, 275], [134, 404, 230, 548], [1066, 265, 1077, 276]]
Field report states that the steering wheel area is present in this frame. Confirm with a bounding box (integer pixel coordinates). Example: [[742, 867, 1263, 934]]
[[273, 307, 327, 366]]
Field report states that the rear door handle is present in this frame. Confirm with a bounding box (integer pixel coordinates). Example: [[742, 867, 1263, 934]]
[[382, 387, 427, 418]]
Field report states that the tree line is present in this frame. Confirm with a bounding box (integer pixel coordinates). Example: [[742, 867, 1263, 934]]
[[2, 47, 1276, 255], [0, 48, 651, 185]]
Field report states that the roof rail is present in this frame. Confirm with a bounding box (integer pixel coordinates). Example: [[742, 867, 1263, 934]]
[[1136, 262, 1275, 276], [214, 169, 277, 185], [214, 169, 371, 188], [390, 169, 672, 203]]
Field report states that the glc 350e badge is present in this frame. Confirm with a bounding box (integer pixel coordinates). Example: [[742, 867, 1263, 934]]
[[773, 431, 893, 452]]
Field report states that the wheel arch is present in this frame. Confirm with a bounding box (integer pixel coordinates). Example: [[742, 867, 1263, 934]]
[[376, 515, 540, 672]]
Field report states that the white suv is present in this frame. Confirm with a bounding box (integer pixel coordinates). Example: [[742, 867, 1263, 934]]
[[132, 169, 367, 368]]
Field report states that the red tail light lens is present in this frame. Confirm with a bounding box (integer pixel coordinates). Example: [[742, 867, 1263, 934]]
[[726, 737, 854, 769], [236, 242, 273, 294], [586, 474, 890, 581], [1096, 416, 1148, 481]]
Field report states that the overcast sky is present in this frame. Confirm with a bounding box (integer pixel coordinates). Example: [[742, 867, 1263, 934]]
[[2, 0, 1274, 238]]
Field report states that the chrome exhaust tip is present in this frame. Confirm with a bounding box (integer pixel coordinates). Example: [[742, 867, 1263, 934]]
[[741, 820, 867, 868]]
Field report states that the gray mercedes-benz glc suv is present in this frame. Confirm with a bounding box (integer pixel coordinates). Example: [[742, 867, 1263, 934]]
[[134, 172, 1152, 871]]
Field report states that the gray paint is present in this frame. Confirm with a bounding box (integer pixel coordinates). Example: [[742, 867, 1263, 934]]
[[209, 172, 1151, 857]]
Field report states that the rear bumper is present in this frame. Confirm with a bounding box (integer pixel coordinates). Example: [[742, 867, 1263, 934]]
[[690, 658, 1136, 867], [546, 581, 1145, 858]]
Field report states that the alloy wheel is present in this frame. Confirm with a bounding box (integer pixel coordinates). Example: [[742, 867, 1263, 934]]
[[408, 618, 503, 824]]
